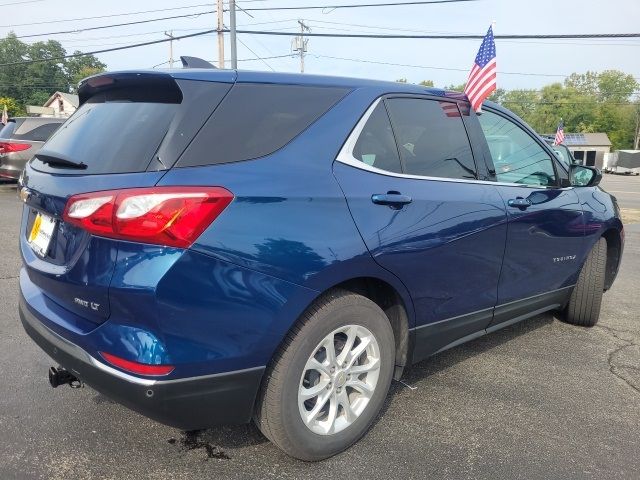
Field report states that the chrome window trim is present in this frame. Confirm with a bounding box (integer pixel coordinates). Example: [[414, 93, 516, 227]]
[[335, 96, 565, 190]]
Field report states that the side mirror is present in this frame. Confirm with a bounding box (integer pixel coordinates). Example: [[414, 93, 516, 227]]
[[570, 164, 602, 187]]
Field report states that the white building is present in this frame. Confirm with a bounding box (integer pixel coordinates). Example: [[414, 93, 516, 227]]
[[42, 92, 79, 118]]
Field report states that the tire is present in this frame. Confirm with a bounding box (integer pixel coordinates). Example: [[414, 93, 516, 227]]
[[564, 237, 607, 327], [254, 289, 395, 461]]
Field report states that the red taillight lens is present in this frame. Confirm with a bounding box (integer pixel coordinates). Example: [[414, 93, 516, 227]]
[[0, 142, 31, 154], [99, 352, 174, 376], [63, 186, 233, 248]]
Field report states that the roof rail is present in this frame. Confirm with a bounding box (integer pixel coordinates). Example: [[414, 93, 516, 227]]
[[180, 56, 216, 69]]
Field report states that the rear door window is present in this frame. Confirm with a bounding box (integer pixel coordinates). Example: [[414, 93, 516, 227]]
[[385, 98, 477, 179], [351, 102, 402, 173], [178, 83, 349, 167]]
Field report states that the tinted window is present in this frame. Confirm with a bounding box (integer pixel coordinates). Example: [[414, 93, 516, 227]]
[[32, 102, 177, 174], [352, 103, 402, 173], [179, 84, 349, 167], [13, 121, 62, 142], [478, 110, 557, 186], [385, 98, 477, 179]]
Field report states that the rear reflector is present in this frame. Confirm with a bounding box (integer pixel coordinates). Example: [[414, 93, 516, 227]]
[[99, 352, 175, 376], [0, 142, 31, 154], [63, 186, 233, 248]]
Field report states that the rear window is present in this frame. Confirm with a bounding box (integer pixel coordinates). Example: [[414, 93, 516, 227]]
[[178, 83, 349, 167], [34, 102, 177, 174], [12, 119, 63, 142]]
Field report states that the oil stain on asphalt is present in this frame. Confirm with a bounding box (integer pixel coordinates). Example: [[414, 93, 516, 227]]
[[168, 431, 231, 460]]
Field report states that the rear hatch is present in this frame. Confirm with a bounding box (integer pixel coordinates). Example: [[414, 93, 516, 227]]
[[20, 70, 235, 325]]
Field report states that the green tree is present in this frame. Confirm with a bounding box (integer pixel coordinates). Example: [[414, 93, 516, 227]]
[[65, 52, 106, 90], [0, 96, 23, 116], [499, 89, 539, 120], [0, 33, 106, 111]]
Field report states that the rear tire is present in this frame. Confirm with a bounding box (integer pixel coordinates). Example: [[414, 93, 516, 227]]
[[564, 237, 607, 327], [254, 289, 395, 461]]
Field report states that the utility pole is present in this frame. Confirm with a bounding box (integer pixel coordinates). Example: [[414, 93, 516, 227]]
[[164, 31, 175, 68], [229, 0, 237, 69], [292, 20, 310, 73], [216, 0, 224, 68], [634, 106, 640, 150]]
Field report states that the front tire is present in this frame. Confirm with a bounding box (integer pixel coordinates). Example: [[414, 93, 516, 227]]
[[564, 237, 607, 327], [254, 290, 395, 461]]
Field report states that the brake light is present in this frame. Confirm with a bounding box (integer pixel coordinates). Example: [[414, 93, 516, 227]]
[[0, 142, 31, 154], [100, 352, 174, 376], [63, 186, 233, 248]]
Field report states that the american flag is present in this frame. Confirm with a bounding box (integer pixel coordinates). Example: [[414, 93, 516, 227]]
[[439, 101, 461, 117], [554, 121, 565, 145], [464, 26, 497, 112]]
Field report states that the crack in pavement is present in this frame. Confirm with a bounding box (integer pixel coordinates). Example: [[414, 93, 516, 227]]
[[596, 325, 640, 395]]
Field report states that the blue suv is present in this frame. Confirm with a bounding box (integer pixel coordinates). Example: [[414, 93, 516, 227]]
[[19, 68, 623, 461]]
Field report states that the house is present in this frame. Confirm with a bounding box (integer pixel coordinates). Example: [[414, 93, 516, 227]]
[[560, 133, 612, 168], [42, 92, 79, 118]]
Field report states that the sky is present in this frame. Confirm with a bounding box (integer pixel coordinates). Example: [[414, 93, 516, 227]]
[[1, 0, 639, 90]]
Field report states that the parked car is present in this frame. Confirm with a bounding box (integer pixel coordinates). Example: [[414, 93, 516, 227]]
[[19, 69, 623, 461], [0, 116, 65, 180]]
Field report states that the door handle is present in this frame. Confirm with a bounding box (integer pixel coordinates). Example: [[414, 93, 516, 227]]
[[371, 192, 412, 208], [507, 197, 532, 210]]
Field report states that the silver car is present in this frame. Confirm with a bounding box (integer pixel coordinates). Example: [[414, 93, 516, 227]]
[[0, 117, 65, 180]]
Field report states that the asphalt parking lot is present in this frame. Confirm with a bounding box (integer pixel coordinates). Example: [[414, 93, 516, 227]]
[[0, 177, 638, 480]]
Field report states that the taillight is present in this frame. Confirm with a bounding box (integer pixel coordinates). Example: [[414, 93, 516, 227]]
[[63, 186, 233, 248], [0, 142, 31, 154], [99, 352, 174, 376]]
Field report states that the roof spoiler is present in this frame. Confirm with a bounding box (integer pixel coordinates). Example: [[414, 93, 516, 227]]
[[180, 56, 216, 69]]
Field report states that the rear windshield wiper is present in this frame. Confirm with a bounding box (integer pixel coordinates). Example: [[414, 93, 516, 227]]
[[36, 153, 87, 170]]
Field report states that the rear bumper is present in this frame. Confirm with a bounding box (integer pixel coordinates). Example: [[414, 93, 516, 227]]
[[0, 154, 25, 180], [20, 295, 265, 430], [0, 166, 20, 180]]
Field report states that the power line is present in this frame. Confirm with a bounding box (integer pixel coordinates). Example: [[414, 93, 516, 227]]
[[235, 29, 640, 40], [0, 29, 216, 67], [501, 100, 637, 106], [310, 53, 637, 79], [10, 11, 216, 40], [0, 0, 43, 6], [0, 4, 216, 28], [235, 34, 276, 71], [150, 53, 293, 69], [238, 0, 477, 11], [314, 52, 560, 76]]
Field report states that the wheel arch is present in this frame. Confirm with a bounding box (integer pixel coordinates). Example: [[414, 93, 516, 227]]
[[601, 228, 622, 291], [328, 277, 412, 380]]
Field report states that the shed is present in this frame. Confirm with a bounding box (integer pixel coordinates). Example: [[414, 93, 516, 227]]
[[560, 133, 612, 168]]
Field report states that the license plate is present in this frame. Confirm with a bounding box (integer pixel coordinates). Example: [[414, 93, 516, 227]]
[[28, 212, 56, 257]]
